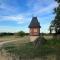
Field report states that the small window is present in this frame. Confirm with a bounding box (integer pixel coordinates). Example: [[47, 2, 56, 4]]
[[34, 28, 37, 32]]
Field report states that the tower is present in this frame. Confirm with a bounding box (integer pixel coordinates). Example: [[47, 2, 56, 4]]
[[29, 17, 41, 42]]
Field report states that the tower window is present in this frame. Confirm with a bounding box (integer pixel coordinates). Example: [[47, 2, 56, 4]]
[[34, 28, 37, 32]]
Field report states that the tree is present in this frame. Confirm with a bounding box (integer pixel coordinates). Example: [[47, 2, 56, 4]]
[[50, 0, 60, 34], [55, 0, 60, 3], [49, 25, 54, 34], [17, 31, 26, 37]]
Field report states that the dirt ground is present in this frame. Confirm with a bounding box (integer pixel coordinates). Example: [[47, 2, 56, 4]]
[[0, 36, 30, 60], [0, 36, 30, 42]]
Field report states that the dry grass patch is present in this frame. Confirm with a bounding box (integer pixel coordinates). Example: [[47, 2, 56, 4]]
[[0, 36, 30, 42]]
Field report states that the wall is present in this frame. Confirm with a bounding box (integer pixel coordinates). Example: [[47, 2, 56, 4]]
[[43, 34, 60, 40], [29, 28, 40, 36], [29, 36, 39, 42]]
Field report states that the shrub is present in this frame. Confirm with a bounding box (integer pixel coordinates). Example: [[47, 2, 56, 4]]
[[17, 31, 26, 37], [0, 32, 14, 36]]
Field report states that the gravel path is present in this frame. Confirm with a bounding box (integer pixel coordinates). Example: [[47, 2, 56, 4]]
[[0, 40, 18, 46]]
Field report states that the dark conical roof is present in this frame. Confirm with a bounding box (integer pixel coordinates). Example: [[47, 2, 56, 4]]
[[29, 17, 41, 28]]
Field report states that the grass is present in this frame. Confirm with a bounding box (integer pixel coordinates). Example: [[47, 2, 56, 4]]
[[0, 35, 30, 43], [0, 35, 17, 42], [1, 39, 60, 58], [0, 35, 60, 58]]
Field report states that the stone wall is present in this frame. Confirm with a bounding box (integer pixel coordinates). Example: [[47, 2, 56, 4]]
[[29, 28, 40, 36], [53, 34, 60, 40], [44, 34, 60, 40], [43, 35, 53, 40], [30, 36, 39, 42]]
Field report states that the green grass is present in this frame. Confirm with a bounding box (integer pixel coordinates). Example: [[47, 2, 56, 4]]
[[2, 39, 60, 58]]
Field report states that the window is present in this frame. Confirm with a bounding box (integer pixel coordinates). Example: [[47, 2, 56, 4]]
[[34, 28, 37, 32]]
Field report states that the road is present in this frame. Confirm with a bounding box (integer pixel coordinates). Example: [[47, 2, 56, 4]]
[[0, 40, 18, 46]]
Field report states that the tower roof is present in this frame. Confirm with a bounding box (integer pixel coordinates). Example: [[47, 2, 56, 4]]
[[29, 17, 41, 28]]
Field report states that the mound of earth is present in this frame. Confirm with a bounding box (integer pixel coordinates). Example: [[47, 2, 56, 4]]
[[33, 37, 47, 47]]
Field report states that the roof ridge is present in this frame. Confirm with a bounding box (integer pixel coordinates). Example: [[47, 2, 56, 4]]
[[29, 17, 41, 28]]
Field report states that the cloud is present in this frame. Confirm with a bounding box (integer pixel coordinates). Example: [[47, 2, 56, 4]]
[[32, 2, 58, 15], [0, 25, 29, 33], [40, 23, 50, 33], [0, 15, 25, 24], [0, 0, 58, 16], [0, 0, 58, 33], [0, 0, 21, 15], [26, 0, 58, 15], [0, 25, 19, 33], [0, 1, 58, 24]]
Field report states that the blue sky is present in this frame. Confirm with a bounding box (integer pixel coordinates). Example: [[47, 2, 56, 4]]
[[0, 0, 58, 33]]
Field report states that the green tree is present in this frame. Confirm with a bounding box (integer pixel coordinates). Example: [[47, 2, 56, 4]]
[[50, 0, 60, 34], [17, 31, 26, 37]]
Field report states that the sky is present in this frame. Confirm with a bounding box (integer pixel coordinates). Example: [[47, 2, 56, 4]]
[[0, 0, 58, 33]]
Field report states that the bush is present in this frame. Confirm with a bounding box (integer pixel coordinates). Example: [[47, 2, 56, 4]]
[[0, 32, 14, 36], [17, 31, 26, 37]]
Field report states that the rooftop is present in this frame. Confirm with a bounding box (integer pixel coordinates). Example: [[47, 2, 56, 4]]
[[29, 17, 41, 28]]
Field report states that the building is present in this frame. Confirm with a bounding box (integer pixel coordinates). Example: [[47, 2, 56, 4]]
[[29, 17, 41, 42]]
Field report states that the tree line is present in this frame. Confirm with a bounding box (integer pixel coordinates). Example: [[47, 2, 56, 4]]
[[0, 31, 29, 37]]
